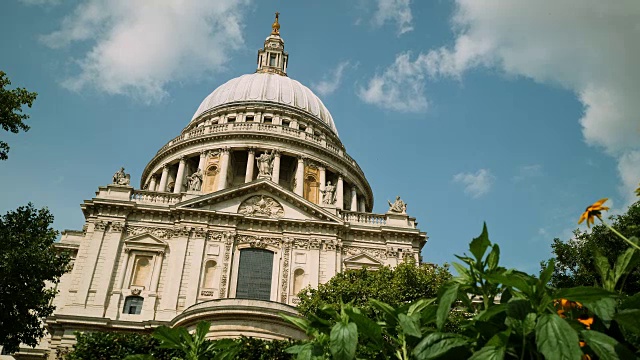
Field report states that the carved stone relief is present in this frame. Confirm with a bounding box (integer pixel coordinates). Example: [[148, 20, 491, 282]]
[[126, 226, 172, 239], [342, 246, 388, 261], [218, 233, 235, 298], [109, 222, 124, 233], [93, 221, 107, 232], [280, 242, 291, 303], [238, 195, 284, 218], [236, 234, 282, 248]]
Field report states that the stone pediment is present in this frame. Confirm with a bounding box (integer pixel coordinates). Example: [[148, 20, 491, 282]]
[[343, 253, 383, 270], [123, 233, 168, 252], [176, 179, 342, 223]]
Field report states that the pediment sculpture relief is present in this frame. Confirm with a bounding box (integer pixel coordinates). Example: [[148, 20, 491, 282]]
[[238, 195, 284, 218]]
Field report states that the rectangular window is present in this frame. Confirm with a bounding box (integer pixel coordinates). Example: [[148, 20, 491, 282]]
[[269, 54, 277, 66], [235, 248, 274, 301], [123, 296, 144, 314], [227, 117, 235, 123], [282, 120, 290, 127], [245, 115, 254, 122], [263, 117, 273, 124]]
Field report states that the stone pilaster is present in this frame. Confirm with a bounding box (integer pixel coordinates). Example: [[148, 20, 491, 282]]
[[216, 147, 230, 191], [158, 164, 169, 192], [245, 147, 255, 183], [350, 186, 358, 211], [294, 157, 304, 196], [157, 228, 190, 320], [271, 150, 281, 184], [198, 151, 207, 171], [91, 222, 125, 313], [336, 175, 344, 210], [174, 157, 186, 194]]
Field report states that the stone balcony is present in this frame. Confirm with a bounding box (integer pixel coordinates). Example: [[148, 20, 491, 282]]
[[154, 122, 365, 179]]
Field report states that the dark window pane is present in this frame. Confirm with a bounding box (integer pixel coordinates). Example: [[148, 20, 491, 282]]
[[123, 296, 144, 314], [236, 248, 274, 301]]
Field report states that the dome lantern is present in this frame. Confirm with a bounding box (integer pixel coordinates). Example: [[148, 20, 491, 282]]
[[256, 12, 288, 76]]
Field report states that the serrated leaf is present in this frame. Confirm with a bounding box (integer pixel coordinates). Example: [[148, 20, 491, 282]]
[[506, 299, 532, 321], [540, 260, 554, 285], [452, 262, 473, 283], [330, 322, 357, 360], [486, 244, 500, 271], [614, 309, 640, 334], [437, 281, 460, 331], [399, 313, 422, 338], [344, 307, 382, 345], [468, 345, 505, 360], [581, 329, 636, 360], [412, 333, 469, 360], [535, 314, 582, 360], [470, 223, 491, 262]]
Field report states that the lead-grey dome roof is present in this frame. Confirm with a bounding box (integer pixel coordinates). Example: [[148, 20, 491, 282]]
[[191, 72, 338, 135]]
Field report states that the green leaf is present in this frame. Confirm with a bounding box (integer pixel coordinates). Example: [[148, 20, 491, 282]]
[[506, 299, 532, 321], [408, 298, 436, 316], [619, 292, 640, 310], [540, 260, 554, 285], [436, 282, 460, 331], [586, 297, 617, 325], [468, 346, 505, 360], [344, 307, 382, 344], [280, 313, 312, 333], [452, 262, 473, 283], [485, 329, 511, 347], [369, 299, 399, 327], [522, 313, 537, 336], [613, 247, 640, 284], [476, 303, 508, 322], [124, 356, 156, 360], [535, 314, 582, 360], [581, 329, 636, 360], [412, 333, 469, 360], [152, 326, 186, 351], [470, 223, 491, 262], [398, 313, 422, 338], [614, 309, 640, 334], [329, 322, 357, 360], [554, 286, 617, 303], [594, 252, 614, 290], [486, 244, 500, 271], [484, 271, 533, 295]]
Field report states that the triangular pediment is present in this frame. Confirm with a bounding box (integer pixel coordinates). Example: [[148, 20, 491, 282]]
[[176, 179, 342, 223], [343, 253, 383, 269], [124, 233, 167, 252]]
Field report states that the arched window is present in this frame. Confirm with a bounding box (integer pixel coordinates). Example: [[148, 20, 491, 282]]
[[236, 248, 274, 301], [293, 268, 305, 295], [123, 296, 144, 314], [130, 256, 152, 288], [202, 260, 217, 289]]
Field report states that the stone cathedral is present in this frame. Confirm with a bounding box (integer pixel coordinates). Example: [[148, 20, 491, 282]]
[[21, 14, 427, 359]]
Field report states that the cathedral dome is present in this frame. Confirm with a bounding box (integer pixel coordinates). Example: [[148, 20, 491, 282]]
[[191, 72, 338, 135]]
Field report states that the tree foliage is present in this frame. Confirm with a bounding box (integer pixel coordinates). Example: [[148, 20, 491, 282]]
[[296, 262, 452, 320], [63, 332, 180, 360], [283, 224, 640, 360], [0, 203, 70, 353], [548, 200, 640, 294], [0, 70, 37, 160]]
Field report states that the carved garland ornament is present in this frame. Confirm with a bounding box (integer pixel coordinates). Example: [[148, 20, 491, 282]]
[[238, 195, 284, 219], [219, 233, 235, 298], [280, 239, 292, 303], [342, 246, 388, 261]]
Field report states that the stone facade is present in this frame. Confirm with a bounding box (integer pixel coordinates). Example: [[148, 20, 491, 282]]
[[15, 14, 427, 360]]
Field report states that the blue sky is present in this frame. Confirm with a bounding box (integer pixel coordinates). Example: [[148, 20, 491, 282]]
[[2, 0, 639, 274]]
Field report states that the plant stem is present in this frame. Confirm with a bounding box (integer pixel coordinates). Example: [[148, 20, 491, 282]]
[[598, 218, 640, 251], [520, 328, 526, 360]]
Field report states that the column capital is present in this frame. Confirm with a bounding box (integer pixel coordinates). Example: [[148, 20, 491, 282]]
[[179, 156, 187, 163], [297, 156, 306, 163], [337, 173, 343, 180], [220, 146, 230, 154], [273, 148, 281, 156], [207, 149, 219, 157], [247, 146, 256, 154], [200, 150, 208, 156], [162, 163, 170, 170]]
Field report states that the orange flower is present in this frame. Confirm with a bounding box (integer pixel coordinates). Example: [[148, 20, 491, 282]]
[[578, 198, 610, 228], [578, 314, 593, 329], [579, 341, 586, 348]]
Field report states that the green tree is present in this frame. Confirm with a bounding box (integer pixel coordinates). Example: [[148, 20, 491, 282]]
[[296, 262, 452, 320], [0, 70, 37, 160], [64, 332, 180, 360], [548, 200, 640, 294], [0, 204, 71, 353]]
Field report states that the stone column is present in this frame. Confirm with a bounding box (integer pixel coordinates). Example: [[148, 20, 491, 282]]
[[148, 175, 157, 192], [245, 147, 255, 183], [92, 222, 125, 311], [358, 197, 366, 212], [198, 151, 207, 171], [351, 186, 358, 211], [174, 157, 186, 194], [158, 164, 169, 192], [336, 175, 344, 210], [271, 150, 281, 184], [294, 157, 304, 196], [216, 148, 230, 191], [319, 167, 326, 202]]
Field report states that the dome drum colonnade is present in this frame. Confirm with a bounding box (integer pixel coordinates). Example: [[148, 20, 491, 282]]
[[140, 14, 372, 212]]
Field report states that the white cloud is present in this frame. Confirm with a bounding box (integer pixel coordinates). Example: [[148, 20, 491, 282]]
[[357, 52, 429, 112], [513, 164, 543, 182], [41, 0, 250, 102], [313, 61, 351, 96], [364, 0, 640, 203], [453, 169, 495, 198], [372, 0, 413, 35]]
